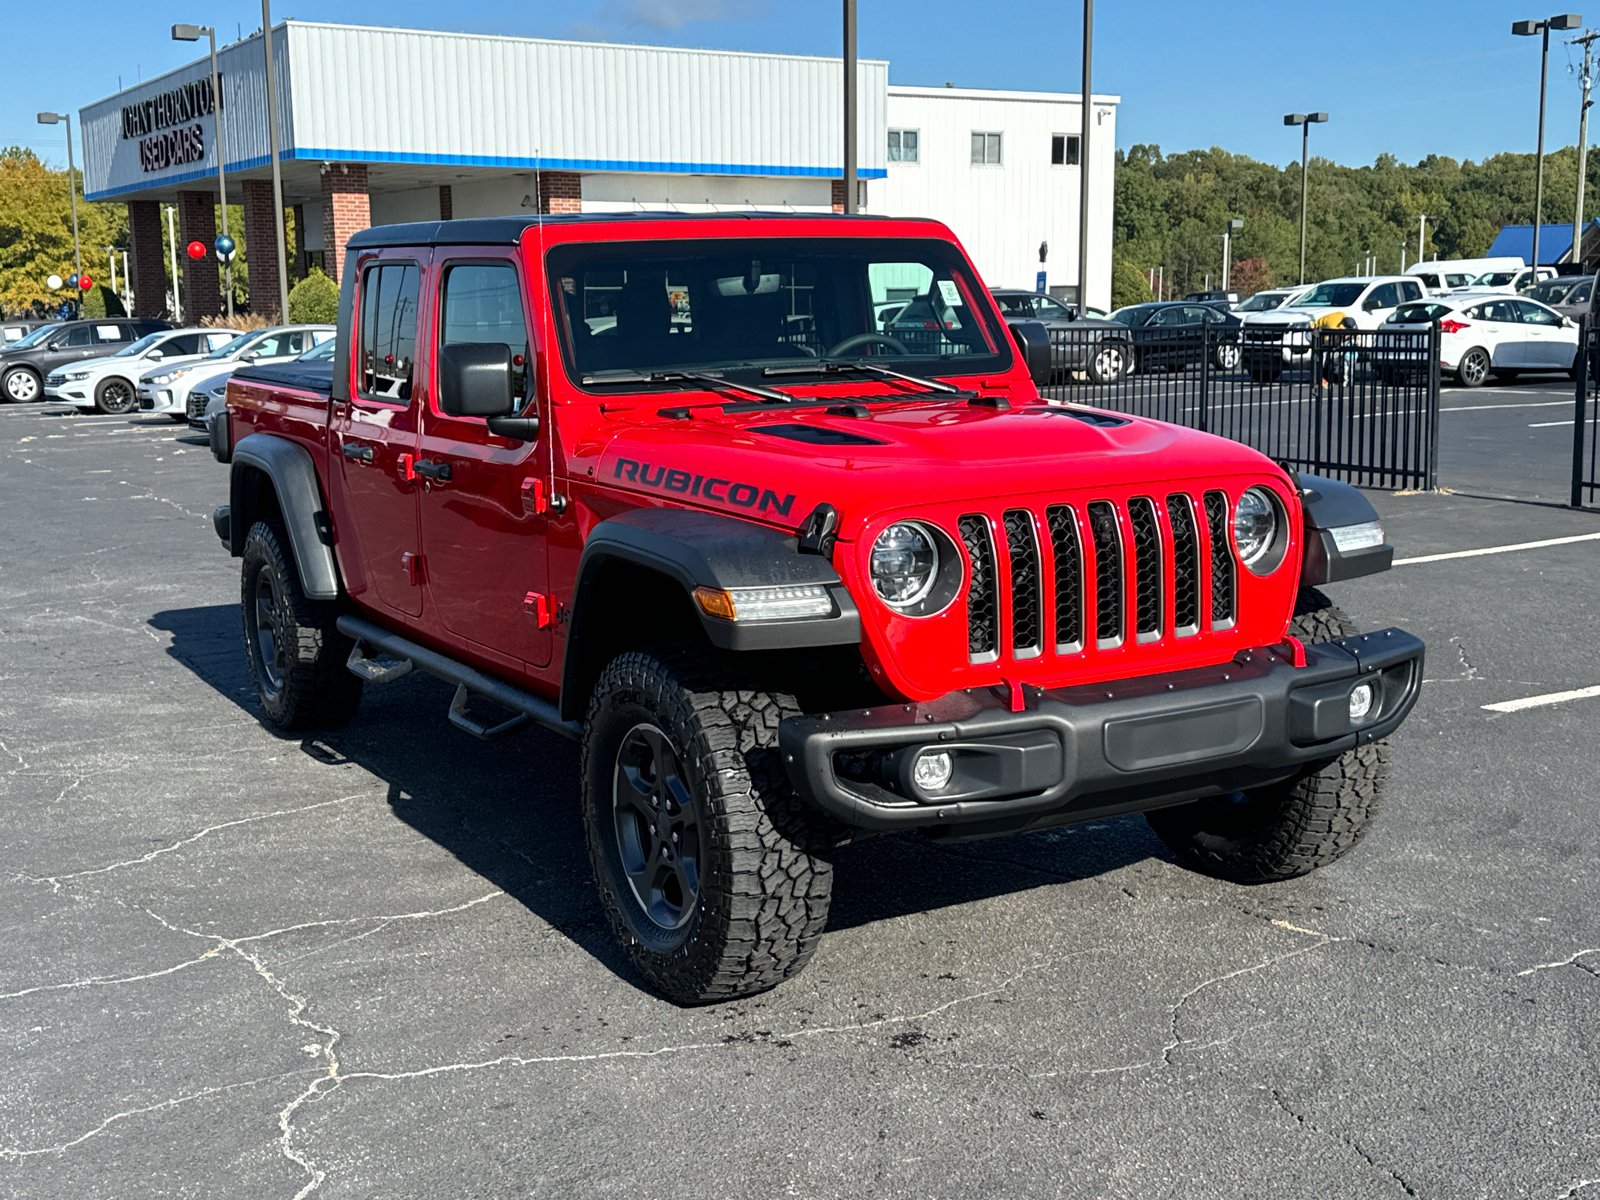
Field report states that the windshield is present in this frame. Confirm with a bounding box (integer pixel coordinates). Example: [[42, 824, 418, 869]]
[[9, 324, 58, 349], [1526, 279, 1577, 304], [1107, 306, 1156, 327], [548, 237, 1011, 388], [299, 339, 335, 360], [1235, 292, 1288, 312], [114, 332, 165, 358], [1295, 283, 1365, 308], [1475, 271, 1517, 287], [204, 332, 255, 360]]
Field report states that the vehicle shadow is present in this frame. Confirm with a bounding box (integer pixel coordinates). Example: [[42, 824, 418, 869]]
[[150, 603, 1167, 988]]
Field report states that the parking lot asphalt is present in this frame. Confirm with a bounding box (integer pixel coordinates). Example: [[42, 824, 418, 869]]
[[1, 385, 1598, 1200]]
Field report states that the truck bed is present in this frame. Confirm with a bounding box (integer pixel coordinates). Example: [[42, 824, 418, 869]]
[[232, 358, 334, 397]]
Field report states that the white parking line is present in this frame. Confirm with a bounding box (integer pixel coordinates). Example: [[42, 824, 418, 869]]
[[1440, 400, 1573, 412], [1483, 685, 1600, 714], [1527, 420, 1570, 427], [1394, 531, 1600, 565]]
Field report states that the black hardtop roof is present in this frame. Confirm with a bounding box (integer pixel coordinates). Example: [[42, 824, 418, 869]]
[[345, 211, 940, 251]]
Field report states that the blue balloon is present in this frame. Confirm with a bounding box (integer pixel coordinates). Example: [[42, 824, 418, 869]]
[[67, 273, 79, 288], [214, 234, 236, 256]]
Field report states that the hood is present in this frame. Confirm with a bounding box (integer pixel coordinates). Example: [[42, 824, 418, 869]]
[[587, 399, 1281, 540]]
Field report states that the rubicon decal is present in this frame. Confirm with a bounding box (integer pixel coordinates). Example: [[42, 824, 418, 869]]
[[613, 457, 796, 517]]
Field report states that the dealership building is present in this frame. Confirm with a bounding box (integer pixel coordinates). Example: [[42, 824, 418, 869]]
[[80, 21, 1118, 318]]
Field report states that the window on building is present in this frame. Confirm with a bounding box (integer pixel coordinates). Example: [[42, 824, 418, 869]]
[[358, 262, 420, 401], [1051, 134, 1081, 166], [970, 132, 1002, 166], [440, 263, 531, 402], [888, 129, 919, 163]]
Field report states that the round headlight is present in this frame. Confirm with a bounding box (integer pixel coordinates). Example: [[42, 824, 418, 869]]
[[871, 522, 939, 608], [1233, 487, 1279, 570]]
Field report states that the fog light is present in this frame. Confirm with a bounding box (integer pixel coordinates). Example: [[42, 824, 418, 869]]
[[1349, 681, 1375, 723], [912, 750, 954, 793]]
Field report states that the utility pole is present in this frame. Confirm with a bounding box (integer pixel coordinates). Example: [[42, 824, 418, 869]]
[[1418, 214, 1434, 264], [172, 24, 233, 317], [164, 205, 182, 323], [1571, 29, 1598, 271], [1077, 0, 1094, 313], [843, 0, 857, 213], [1514, 17, 1583, 280], [261, 0, 291, 318]]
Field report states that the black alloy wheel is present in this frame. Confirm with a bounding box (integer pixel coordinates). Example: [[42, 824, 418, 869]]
[[94, 376, 137, 415], [611, 723, 703, 932]]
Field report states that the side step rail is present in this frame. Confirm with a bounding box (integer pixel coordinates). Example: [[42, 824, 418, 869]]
[[336, 615, 581, 743]]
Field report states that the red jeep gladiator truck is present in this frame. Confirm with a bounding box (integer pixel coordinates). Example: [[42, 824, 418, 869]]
[[209, 213, 1422, 1004]]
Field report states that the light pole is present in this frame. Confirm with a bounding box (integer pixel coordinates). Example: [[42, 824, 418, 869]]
[[842, 0, 857, 214], [1514, 15, 1583, 277], [35, 112, 81, 279], [1078, 0, 1094, 313], [1284, 112, 1328, 285], [1417, 214, 1435, 264], [164, 204, 182, 323], [1216, 218, 1242, 295], [260, 0, 290, 318], [172, 23, 233, 318]]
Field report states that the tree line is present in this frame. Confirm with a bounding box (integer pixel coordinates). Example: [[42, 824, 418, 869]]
[[1110, 142, 1600, 307]]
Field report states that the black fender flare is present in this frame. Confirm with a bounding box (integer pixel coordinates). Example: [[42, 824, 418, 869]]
[[1295, 472, 1393, 585], [560, 507, 862, 720], [228, 433, 341, 599]]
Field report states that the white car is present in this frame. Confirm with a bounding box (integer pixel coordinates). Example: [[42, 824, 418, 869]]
[[1239, 276, 1428, 379], [194, 337, 336, 430], [1231, 286, 1311, 315], [44, 328, 234, 414], [1458, 266, 1556, 295], [1376, 293, 1579, 387], [137, 325, 334, 421]]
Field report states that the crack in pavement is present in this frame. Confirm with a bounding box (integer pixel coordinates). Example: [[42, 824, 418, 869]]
[[1270, 1088, 1420, 1196], [1557, 1180, 1600, 1199], [1518, 949, 1600, 978], [18, 793, 378, 892]]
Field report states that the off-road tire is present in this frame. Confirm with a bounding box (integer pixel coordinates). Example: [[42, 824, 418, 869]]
[[93, 376, 137, 414], [240, 519, 362, 731], [581, 647, 835, 1004], [1146, 587, 1387, 884]]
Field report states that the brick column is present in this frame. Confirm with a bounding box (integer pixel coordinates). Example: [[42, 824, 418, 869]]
[[438, 185, 453, 221], [127, 201, 168, 319], [177, 190, 220, 322], [830, 179, 865, 213], [320, 163, 370, 285], [537, 171, 581, 213], [243, 179, 285, 320]]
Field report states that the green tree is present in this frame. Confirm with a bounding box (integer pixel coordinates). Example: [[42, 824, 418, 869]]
[[1110, 256, 1153, 308], [287, 268, 338, 324], [0, 148, 126, 314]]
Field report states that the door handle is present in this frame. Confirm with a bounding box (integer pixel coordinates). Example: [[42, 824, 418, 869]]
[[413, 459, 452, 483], [341, 442, 374, 463]]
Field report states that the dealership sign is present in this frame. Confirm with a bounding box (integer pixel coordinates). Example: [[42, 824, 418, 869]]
[[120, 77, 220, 174]]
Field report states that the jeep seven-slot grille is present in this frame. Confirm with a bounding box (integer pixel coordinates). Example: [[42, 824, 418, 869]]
[[958, 494, 1228, 665], [959, 515, 999, 662], [1045, 505, 1083, 652], [1003, 509, 1042, 657], [1203, 490, 1236, 627], [1167, 494, 1202, 635]]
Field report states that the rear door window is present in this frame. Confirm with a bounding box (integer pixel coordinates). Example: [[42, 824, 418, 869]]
[[359, 263, 421, 402]]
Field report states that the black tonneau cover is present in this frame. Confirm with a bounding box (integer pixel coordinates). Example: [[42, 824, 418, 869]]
[[232, 358, 334, 397]]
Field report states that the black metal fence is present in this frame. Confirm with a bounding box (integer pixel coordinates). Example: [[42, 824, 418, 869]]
[[1573, 323, 1600, 508], [1037, 324, 1441, 491]]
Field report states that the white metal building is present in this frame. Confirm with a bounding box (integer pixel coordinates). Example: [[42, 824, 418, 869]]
[[79, 21, 1117, 318]]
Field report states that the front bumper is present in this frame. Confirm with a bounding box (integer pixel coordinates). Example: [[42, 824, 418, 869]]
[[138, 387, 180, 413], [779, 630, 1423, 837]]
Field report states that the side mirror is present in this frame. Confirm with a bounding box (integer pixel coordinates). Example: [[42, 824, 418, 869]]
[[1008, 320, 1052, 387], [439, 341, 539, 439], [147, 349, 164, 361], [1363, 297, 1382, 312]]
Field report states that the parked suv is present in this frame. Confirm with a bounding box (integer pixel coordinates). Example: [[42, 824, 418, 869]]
[[0, 318, 171, 403], [46, 327, 236, 414], [210, 212, 1422, 1004], [1240, 276, 1425, 381]]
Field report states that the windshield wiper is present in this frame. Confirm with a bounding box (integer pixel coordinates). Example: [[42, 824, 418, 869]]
[[763, 359, 965, 395], [581, 368, 795, 403]]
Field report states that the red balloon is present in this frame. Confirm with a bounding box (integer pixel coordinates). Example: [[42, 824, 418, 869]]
[[78, 275, 93, 290], [186, 240, 207, 260]]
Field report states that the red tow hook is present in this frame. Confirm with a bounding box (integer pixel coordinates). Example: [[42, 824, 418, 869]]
[[1003, 678, 1026, 713], [1279, 635, 1308, 668]]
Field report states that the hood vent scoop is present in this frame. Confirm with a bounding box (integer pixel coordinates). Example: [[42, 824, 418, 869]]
[[752, 423, 889, 447]]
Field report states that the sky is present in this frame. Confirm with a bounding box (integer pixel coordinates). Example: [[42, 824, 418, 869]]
[[8, 0, 1592, 172]]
